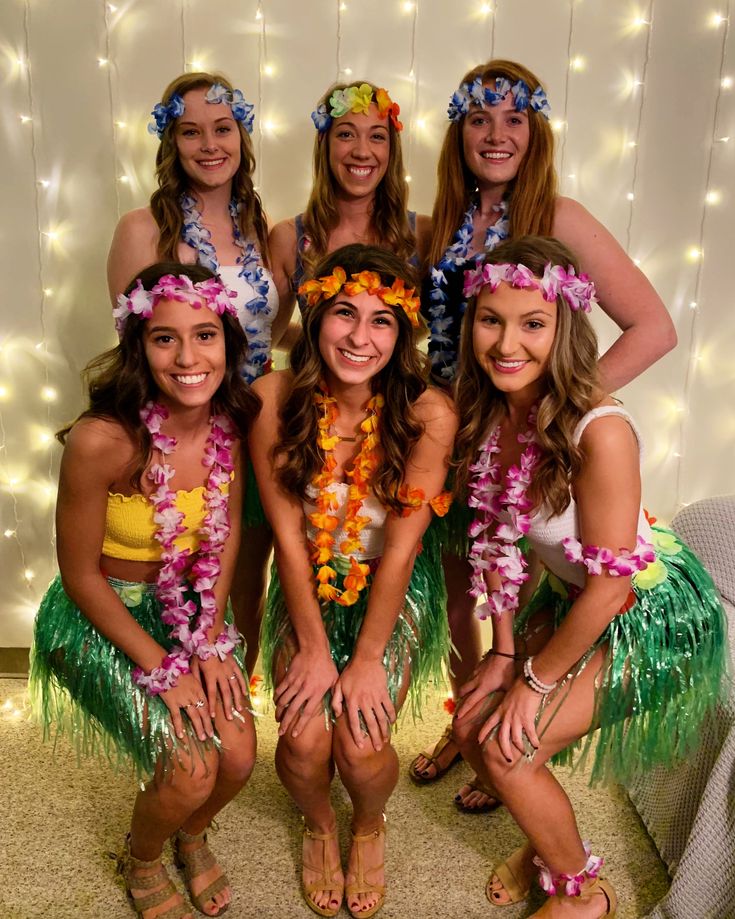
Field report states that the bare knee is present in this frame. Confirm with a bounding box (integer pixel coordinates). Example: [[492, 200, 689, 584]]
[[332, 725, 386, 779], [156, 746, 219, 808], [276, 724, 333, 780], [218, 735, 256, 787], [481, 740, 529, 796]]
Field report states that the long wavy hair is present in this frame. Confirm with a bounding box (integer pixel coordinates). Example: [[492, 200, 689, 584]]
[[454, 236, 602, 515], [149, 72, 269, 267], [429, 60, 557, 269], [300, 82, 416, 280], [58, 262, 262, 490], [276, 244, 429, 514]]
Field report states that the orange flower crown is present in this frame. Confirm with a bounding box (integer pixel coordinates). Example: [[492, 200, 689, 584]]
[[298, 268, 421, 328]]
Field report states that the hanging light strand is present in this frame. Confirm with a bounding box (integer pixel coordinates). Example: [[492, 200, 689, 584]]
[[558, 0, 577, 178], [674, 1, 731, 509], [102, 0, 122, 220], [180, 0, 188, 71], [490, 0, 498, 58], [256, 1, 267, 182], [406, 1, 419, 176], [336, 0, 344, 81]]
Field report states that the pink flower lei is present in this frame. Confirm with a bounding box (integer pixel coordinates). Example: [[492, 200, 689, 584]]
[[113, 274, 239, 335], [132, 402, 241, 696], [463, 261, 598, 314], [467, 406, 541, 620]]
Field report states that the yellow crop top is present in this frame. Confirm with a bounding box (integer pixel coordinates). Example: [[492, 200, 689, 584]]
[[102, 480, 230, 562]]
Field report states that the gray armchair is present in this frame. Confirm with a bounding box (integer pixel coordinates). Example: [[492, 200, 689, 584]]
[[625, 495, 735, 918]]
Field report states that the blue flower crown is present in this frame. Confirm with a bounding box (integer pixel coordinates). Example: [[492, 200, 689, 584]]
[[148, 83, 255, 139], [447, 77, 550, 123]]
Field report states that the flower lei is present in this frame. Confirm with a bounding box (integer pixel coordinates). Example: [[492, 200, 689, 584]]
[[299, 267, 421, 328], [561, 536, 655, 576], [132, 402, 240, 696], [180, 193, 272, 383], [534, 842, 603, 897], [309, 389, 383, 607], [428, 199, 509, 380], [113, 274, 238, 334], [148, 83, 255, 139], [463, 261, 599, 313], [312, 83, 403, 132], [467, 406, 541, 620], [447, 77, 551, 122]]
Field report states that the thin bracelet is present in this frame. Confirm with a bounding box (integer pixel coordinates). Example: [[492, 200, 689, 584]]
[[523, 656, 558, 695], [484, 649, 524, 661]]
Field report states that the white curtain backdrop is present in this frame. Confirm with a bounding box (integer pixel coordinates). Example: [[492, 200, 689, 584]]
[[1, 0, 733, 645]]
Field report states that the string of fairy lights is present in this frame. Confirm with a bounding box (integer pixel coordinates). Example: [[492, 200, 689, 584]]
[[1, 2, 733, 651]]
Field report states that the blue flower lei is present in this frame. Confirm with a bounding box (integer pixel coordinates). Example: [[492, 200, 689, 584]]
[[180, 193, 272, 383], [447, 77, 550, 122], [428, 199, 509, 381], [148, 83, 255, 139]]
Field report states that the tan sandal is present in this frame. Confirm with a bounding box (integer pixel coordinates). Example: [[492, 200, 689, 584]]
[[115, 835, 191, 918], [486, 845, 534, 906], [455, 775, 502, 814], [173, 828, 230, 917], [346, 824, 386, 919], [408, 724, 462, 784], [302, 825, 344, 918], [530, 876, 617, 917]]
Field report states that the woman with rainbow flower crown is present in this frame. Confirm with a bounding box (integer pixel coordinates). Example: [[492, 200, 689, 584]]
[[449, 235, 726, 917], [250, 244, 456, 919], [31, 264, 260, 919], [411, 58, 678, 812], [268, 80, 431, 348], [107, 71, 277, 678]]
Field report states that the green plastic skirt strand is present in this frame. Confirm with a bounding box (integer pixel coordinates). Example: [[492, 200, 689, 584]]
[[260, 520, 449, 718], [516, 526, 729, 786], [30, 576, 245, 778]]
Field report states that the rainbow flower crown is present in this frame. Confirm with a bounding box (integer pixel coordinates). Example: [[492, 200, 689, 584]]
[[149, 82, 255, 139], [463, 262, 597, 313], [299, 268, 420, 327], [311, 83, 403, 133], [448, 77, 550, 122], [114, 274, 238, 333]]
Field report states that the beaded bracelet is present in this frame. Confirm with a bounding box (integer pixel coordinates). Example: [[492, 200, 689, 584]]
[[523, 656, 558, 695], [132, 651, 190, 696], [195, 623, 242, 662]]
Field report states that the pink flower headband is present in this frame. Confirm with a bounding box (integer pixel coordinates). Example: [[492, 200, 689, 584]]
[[463, 262, 598, 313], [113, 274, 238, 333]]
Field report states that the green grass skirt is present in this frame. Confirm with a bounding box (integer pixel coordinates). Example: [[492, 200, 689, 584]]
[[29, 575, 245, 778], [516, 526, 729, 785], [260, 521, 449, 718]]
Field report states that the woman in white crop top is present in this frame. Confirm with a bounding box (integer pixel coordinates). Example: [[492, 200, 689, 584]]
[[250, 244, 456, 919], [450, 236, 726, 918]]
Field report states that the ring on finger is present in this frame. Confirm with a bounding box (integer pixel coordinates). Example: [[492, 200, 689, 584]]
[[228, 674, 237, 681], [194, 699, 206, 709]]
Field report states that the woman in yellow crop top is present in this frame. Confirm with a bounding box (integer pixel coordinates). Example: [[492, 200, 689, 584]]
[[31, 262, 261, 919]]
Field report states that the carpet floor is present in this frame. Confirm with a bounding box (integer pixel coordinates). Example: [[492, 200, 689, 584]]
[[0, 677, 669, 918]]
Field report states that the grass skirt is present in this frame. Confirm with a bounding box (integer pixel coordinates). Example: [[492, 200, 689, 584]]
[[517, 526, 729, 785], [30, 575, 245, 778], [260, 523, 449, 717]]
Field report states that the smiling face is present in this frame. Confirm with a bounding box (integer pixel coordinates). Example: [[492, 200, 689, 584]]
[[462, 91, 530, 192], [143, 298, 226, 410], [327, 103, 390, 200], [317, 291, 399, 390], [174, 87, 242, 192], [472, 281, 556, 400]]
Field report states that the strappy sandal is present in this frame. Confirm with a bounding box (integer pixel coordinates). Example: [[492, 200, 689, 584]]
[[173, 828, 230, 917], [486, 845, 534, 906], [302, 824, 344, 918], [346, 824, 386, 919], [530, 877, 617, 917], [115, 835, 191, 918], [455, 775, 502, 814], [408, 724, 462, 784]]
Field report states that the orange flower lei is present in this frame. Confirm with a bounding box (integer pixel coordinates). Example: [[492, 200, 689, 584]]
[[395, 484, 453, 518], [310, 388, 384, 607], [299, 267, 421, 328]]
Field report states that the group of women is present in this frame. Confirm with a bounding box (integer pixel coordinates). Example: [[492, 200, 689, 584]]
[[29, 59, 726, 919]]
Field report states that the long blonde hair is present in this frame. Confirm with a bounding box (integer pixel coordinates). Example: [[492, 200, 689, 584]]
[[454, 236, 601, 515], [149, 71, 269, 266], [301, 82, 415, 279], [429, 60, 557, 269]]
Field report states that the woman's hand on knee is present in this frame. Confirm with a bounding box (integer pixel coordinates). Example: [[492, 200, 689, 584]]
[[161, 672, 214, 742], [194, 654, 248, 721], [455, 655, 515, 722], [331, 657, 396, 752], [274, 648, 339, 738], [479, 680, 541, 759]]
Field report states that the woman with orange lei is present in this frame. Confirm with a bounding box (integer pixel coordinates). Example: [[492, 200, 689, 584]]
[[250, 244, 456, 919]]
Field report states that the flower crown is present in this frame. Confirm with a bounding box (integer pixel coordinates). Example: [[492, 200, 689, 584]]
[[448, 77, 551, 122], [463, 262, 597, 313], [299, 267, 420, 327], [113, 274, 238, 333], [148, 82, 255, 139], [311, 83, 403, 133]]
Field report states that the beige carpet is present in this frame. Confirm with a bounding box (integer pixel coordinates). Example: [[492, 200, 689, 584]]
[[0, 677, 668, 918]]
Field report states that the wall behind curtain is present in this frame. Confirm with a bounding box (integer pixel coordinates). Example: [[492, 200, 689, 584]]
[[1, 0, 733, 645]]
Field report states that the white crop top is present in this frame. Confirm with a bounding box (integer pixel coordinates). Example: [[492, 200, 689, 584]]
[[304, 483, 388, 561], [526, 406, 653, 588], [218, 264, 280, 382]]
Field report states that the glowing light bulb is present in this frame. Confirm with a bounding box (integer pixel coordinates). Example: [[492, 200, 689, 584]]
[[405, 175, 412, 183], [480, 2, 493, 13], [0, 385, 9, 400], [24, 569, 34, 581], [37, 430, 53, 446], [633, 258, 642, 266], [551, 119, 566, 133], [570, 56, 586, 72], [263, 120, 276, 132], [16, 57, 25, 67], [627, 192, 635, 201], [38, 179, 50, 188], [41, 386, 57, 402], [255, 8, 263, 19], [118, 175, 130, 183], [43, 230, 59, 241], [19, 115, 32, 124], [115, 120, 127, 129], [567, 173, 576, 179], [340, 2, 347, 9], [263, 63, 275, 76], [710, 12, 727, 27], [705, 190, 721, 204], [686, 246, 703, 262], [722, 76, 733, 89], [402, 1, 415, 11], [689, 301, 698, 309], [190, 59, 204, 71], [43, 288, 53, 296], [632, 16, 650, 26], [343, 67, 353, 76], [97, 57, 109, 67], [2, 699, 12, 709], [717, 135, 730, 142], [3, 529, 15, 538], [108, 3, 118, 10], [627, 140, 637, 148], [416, 118, 426, 129]]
